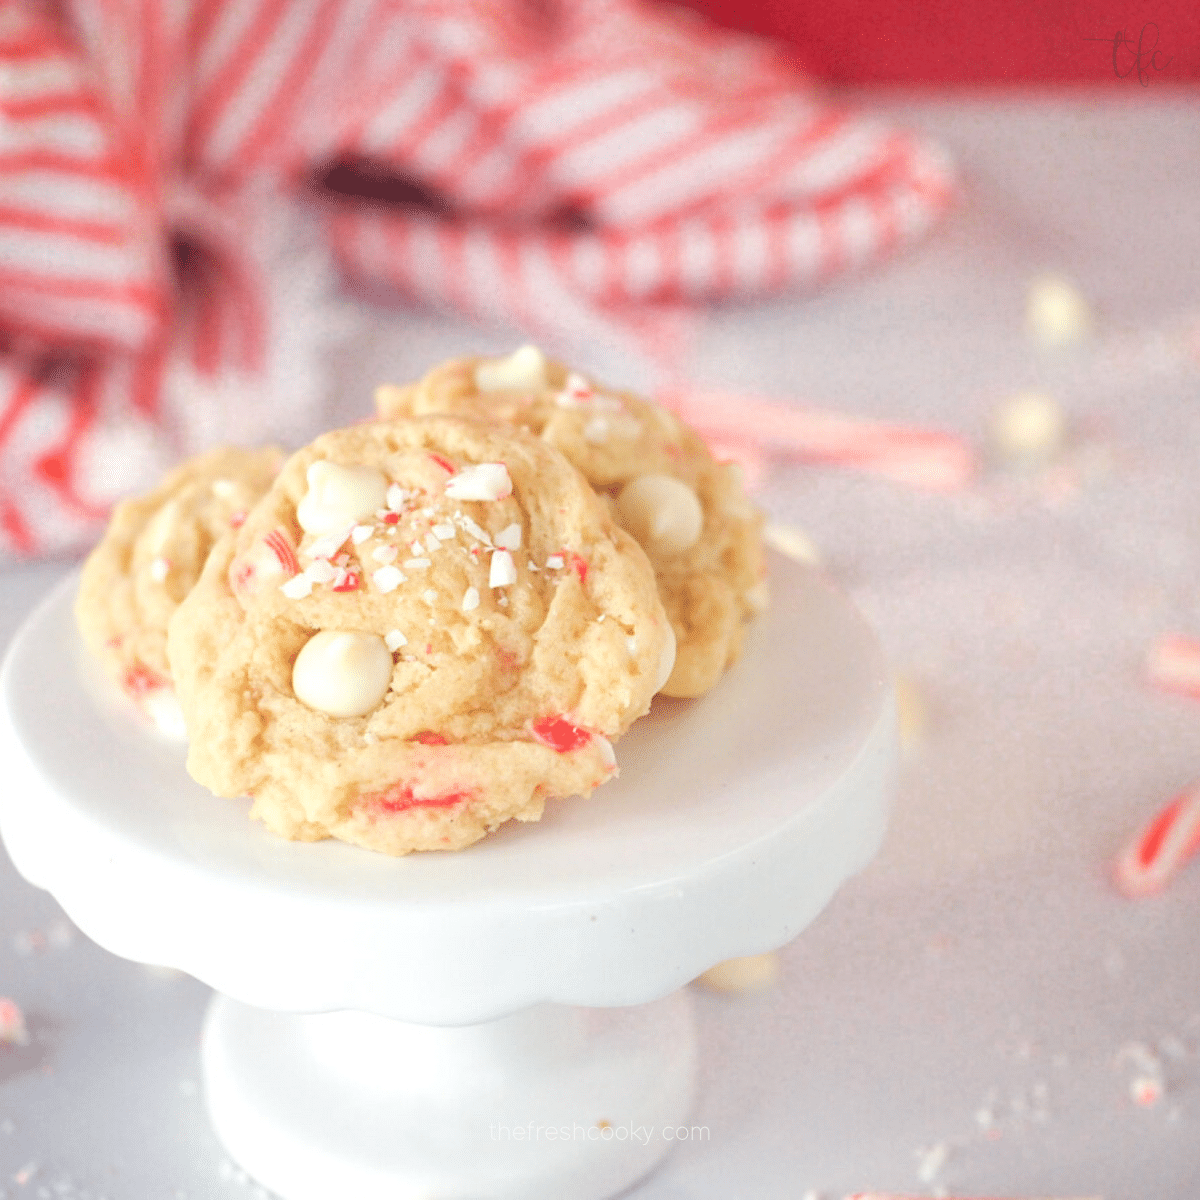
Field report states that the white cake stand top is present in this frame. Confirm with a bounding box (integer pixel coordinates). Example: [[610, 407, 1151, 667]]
[[0, 553, 894, 1025]]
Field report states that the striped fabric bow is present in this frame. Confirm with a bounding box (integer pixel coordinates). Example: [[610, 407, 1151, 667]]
[[0, 0, 955, 562]]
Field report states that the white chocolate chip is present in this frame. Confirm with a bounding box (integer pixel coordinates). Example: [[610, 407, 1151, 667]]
[[292, 631, 394, 718], [444, 462, 513, 502], [385, 483, 407, 511], [475, 344, 547, 392], [990, 390, 1066, 461], [297, 461, 389, 536], [489, 549, 518, 588], [384, 629, 407, 651], [305, 559, 336, 584], [1026, 274, 1091, 346], [462, 587, 480, 612], [655, 622, 677, 692], [616, 474, 703, 555], [143, 688, 188, 740], [495, 522, 522, 550], [372, 566, 405, 593], [584, 416, 610, 443]]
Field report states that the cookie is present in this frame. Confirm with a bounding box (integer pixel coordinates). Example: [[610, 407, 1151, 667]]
[[376, 346, 766, 697], [75, 444, 283, 735], [166, 416, 674, 856]]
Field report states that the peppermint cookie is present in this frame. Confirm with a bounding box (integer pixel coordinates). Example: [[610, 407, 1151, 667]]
[[75, 445, 283, 735], [167, 417, 674, 856], [376, 347, 765, 697]]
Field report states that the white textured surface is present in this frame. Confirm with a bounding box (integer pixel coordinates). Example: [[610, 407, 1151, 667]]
[[2, 91, 1200, 1198]]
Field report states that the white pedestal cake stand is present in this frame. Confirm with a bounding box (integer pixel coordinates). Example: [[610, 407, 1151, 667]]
[[0, 553, 895, 1200]]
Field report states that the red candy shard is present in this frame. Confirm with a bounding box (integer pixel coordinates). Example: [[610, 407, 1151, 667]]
[[229, 559, 255, 593], [264, 528, 300, 576], [428, 452, 455, 474], [382, 511, 401, 525], [566, 551, 588, 584], [532, 715, 591, 753], [124, 663, 165, 697], [411, 731, 448, 745], [229, 510, 247, 528], [362, 780, 472, 816], [332, 572, 360, 592]]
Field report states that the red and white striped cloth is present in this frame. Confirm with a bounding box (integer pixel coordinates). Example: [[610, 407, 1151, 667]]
[[0, 0, 954, 562]]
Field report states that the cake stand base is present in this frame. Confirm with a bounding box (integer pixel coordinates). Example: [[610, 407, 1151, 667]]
[[201, 992, 697, 1200]]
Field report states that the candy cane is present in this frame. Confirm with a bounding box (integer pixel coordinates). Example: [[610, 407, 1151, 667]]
[[1144, 634, 1200, 700], [1115, 783, 1200, 898], [0, 996, 29, 1045], [662, 389, 976, 492]]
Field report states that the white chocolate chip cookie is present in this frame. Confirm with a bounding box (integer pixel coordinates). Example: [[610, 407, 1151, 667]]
[[376, 349, 766, 697], [166, 417, 673, 856], [75, 445, 283, 734]]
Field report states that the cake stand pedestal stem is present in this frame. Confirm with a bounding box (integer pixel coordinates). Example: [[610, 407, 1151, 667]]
[[201, 991, 698, 1200]]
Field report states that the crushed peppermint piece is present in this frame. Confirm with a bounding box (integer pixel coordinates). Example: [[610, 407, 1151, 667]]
[[410, 540, 424, 555], [332, 571, 360, 592], [555, 372, 593, 407], [403, 557, 431, 569], [546, 555, 564, 569], [445, 462, 512, 501], [351, 524, 373, 545], [371, 544, 398, 564], [305, 559, 337, 584], [432, 522, 456, 540], [386, 483, 407, 510], [423, 588, 438, 603], [307, 524, 354, 561], [424, 533, 442, 554], [148, 556, 170, 582], [495, 522, 522, 550], [462, 587, 480, 612], [382, 511, 401, 525], [384, 629, 408, 651], [457, 514, 493, 546], [373, 566, 405, 593], [490, 549, 518, 587], [281, 575, 313, 599]]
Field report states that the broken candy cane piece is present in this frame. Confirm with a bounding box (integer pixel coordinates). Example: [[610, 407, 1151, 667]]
[[1114, 783, 1200, 898], [292, 631, 394, 718], [0, 996, 29, 1045], [445, 462, 513, 502], [1144, 634, 1200, 699], [361, 780, 473, 816], [297, 461, 389, 536], [123, 663, 167, 698], [531, 715, 593, 753], [474, 344, 547, 392], [616, 474, 703, 555]]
